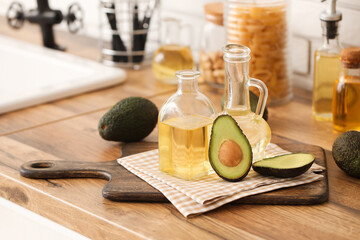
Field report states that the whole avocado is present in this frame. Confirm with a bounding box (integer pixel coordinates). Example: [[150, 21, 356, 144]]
[[332, 130, 360, 179], [98, 97, 158, 142]]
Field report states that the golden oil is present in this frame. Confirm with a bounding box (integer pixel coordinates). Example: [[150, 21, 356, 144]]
[[333, 76, 360, 131], [152, 44, 194, 84], [313, 51, 341, 121], [158, 115, 213, 180], [226, 109, 271, 161]]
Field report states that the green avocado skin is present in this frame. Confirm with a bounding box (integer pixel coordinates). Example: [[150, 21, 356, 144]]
[[209, 114, 253, 182], [332, 131, 360, 179], [98, 97, 158, 142], [252, 161, 314, 178]]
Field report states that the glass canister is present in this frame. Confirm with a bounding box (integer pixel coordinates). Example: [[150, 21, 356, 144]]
[[158, 70, 217, 180], [152, 18, 194, 84], [199, 2, 226, 87], [226, 0, 291, 105], [223, 44, 271, 161]]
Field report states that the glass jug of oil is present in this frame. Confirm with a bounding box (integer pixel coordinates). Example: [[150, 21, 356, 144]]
[[152, 18, 194, 84], [223, 44, 271, 161], [158, 70, 217, 180]]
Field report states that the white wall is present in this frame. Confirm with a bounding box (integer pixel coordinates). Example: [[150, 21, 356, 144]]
[[1, 0, 360, 90], [291, 0, 360, 90]]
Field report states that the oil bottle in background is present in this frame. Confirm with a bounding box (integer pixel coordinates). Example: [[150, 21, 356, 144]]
[[158, 70, 217, 180], [333, 47, 360, 132], [313, 0, 342, 121], [152, 18, 194, 84]]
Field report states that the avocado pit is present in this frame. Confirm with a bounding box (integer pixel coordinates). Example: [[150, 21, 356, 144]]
[[219, 140, 243, 167]]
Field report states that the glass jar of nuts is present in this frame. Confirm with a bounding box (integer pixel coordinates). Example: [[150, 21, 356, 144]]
[[199, 2, 226, 88], [226, 0, 292, 105]]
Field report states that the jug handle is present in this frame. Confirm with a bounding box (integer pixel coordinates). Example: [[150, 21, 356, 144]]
[[249, 78, 268, 117]]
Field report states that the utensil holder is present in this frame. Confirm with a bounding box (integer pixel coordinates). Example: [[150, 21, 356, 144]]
[[99, 0, 160, 69]]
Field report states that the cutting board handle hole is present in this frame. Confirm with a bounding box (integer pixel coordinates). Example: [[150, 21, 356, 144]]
[[30, 162, 54, 169], [313, 169, 325, 174]]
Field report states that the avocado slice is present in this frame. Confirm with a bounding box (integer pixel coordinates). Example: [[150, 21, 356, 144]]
[[252, 153, 315, 178], [332, 130, 360, 179], [209, 114, 252, 182], [98, 97, 158, 142]]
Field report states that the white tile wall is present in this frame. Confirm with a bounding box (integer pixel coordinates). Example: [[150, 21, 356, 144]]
[[291, 0, 360, 90], [1, 0, 359, 90]]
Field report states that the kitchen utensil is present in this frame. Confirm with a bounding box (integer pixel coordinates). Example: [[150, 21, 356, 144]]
[[100, 0, 160, 69]]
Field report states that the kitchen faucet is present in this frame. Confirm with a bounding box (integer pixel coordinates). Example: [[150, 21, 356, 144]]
[[6, 0, 83, 50]]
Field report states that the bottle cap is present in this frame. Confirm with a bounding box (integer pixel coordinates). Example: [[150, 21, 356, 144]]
[[341, 47, 360, 68], [320, 0, 342, 39], [204, 2, 223, 26], [320, 0, 342, 22]]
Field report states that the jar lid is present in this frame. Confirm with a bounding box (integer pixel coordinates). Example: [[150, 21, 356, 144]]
[[204, 2, 223, 26], [341, 47, 360, 68]]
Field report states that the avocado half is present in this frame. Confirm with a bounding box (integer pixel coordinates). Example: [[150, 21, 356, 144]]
[[253, 153, 315, 178], [209, 114, 253, 182]]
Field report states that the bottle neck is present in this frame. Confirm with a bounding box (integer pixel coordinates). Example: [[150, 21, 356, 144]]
[[321, 35, 340, 49], [162, 20, 180, 45], [177, 78, 199, 93], [341, 66, 360, 78], [321, 20, 341, 50], [224, 60, 251, 115]]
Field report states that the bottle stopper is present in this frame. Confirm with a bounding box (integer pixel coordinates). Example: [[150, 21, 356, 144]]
[[320, 0, 342, 40], [341, 47, 360, 68]]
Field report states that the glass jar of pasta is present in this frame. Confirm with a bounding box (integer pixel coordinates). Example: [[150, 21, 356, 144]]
[[226, 0, 292, 105]]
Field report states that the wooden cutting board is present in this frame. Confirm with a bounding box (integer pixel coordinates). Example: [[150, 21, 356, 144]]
[[20, 135, 329, 205]]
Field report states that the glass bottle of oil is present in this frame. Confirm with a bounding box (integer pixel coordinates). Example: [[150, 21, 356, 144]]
[[333, 47, 360, 132], [152, 18, 194, 84], [222, 44, 271, 161], [313, 0, 342, 121], [158, 70, 217, 180]]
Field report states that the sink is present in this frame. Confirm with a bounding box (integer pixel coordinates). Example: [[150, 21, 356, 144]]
[[0, 35, 126, 114]]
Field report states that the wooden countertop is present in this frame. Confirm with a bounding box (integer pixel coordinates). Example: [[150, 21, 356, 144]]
[[1, 19, 359, 239]]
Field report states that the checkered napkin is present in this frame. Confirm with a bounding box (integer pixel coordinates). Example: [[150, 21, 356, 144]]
[[117, 143, 324, 217]]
